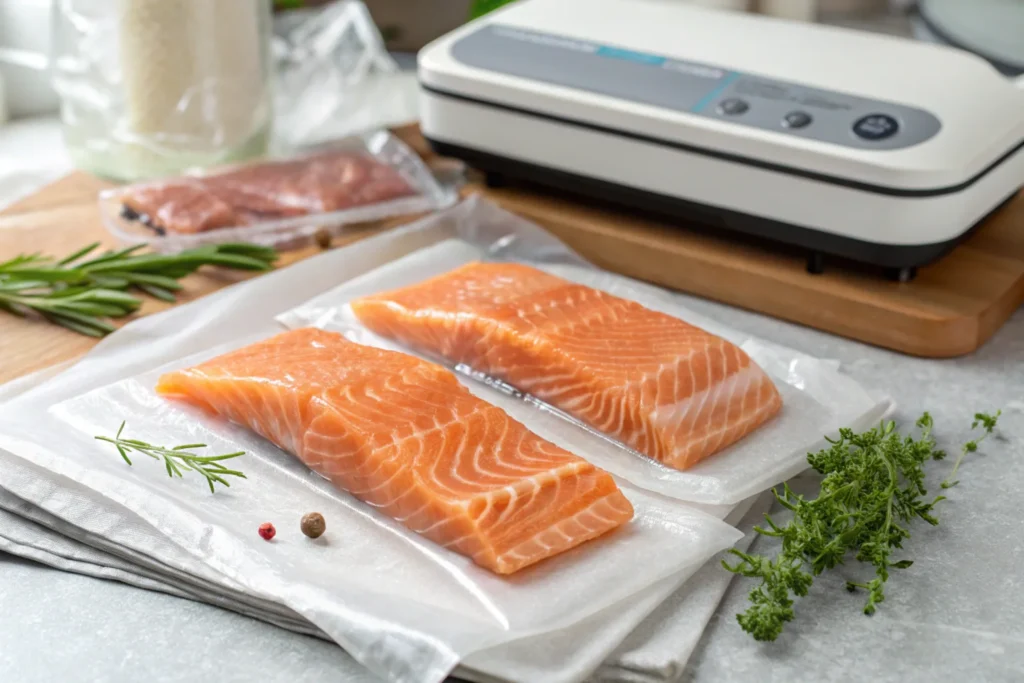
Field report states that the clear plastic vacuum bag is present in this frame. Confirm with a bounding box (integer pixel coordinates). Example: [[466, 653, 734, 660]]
[[0, 335, 743, 683], [98, 130, 454, 252], [280, 196, 893, 506], [271, 0, 420, 147]]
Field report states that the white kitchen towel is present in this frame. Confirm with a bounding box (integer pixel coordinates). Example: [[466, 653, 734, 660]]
[[0, 489, 325, 635], [0, 502, 325, 638]]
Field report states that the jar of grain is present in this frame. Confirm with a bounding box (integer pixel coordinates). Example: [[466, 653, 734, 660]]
[[50, 0, 274, 182]]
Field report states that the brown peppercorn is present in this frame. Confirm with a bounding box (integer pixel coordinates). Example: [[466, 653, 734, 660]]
[[301, 512, 326, 539], [314, 227, 332, 250]]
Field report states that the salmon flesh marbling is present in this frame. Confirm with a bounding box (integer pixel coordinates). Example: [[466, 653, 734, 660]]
[[156, 327, 634, 575], [350, 262, 783, 471]]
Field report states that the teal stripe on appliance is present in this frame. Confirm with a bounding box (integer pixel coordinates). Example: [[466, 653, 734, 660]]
[[691, 71, 740, 112], [595, 45, 666, 65]]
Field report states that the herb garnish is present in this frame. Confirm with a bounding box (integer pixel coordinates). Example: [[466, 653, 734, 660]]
[[941, 411, 1001, 489], [96, 421, 247, 493], [0, 242, 277, 337], [723, 410, 1001, 642]]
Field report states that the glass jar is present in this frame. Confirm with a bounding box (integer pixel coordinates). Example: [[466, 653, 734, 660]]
[[50, 0, 274, 182]]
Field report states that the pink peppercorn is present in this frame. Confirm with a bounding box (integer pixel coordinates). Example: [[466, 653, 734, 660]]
[[258, 522, 276, 541]]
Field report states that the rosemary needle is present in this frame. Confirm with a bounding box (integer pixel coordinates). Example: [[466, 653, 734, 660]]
[[95, 421, 247, 494]]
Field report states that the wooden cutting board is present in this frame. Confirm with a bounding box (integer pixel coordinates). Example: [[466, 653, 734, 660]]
[[477, 184, 1024, 359], [2, 125, 1023, 385]]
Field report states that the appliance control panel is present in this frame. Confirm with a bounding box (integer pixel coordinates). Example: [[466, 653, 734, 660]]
[[449, 25, 942, 151]]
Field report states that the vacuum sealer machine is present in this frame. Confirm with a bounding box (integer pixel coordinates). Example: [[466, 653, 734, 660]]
[[417, 0, 1024, 279]]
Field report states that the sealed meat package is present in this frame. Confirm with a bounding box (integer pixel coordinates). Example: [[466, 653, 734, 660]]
[[99, 130, 454, 251], [279, 196, 893, 507]]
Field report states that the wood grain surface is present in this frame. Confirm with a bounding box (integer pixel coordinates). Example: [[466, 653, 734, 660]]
[[2, 125, 1022, 386]]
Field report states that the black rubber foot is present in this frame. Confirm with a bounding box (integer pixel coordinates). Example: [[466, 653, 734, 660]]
[[483, 171, 507, 188], [885, 266, 917, 283], [806, 252, 825, 275]]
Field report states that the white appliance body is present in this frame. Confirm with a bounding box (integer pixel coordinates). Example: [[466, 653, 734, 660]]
[[418, 0, 1024, 269]]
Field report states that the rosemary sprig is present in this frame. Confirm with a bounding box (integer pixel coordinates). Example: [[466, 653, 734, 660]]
[[0, 241, 278, 337], [95, 421, 247, 493], [723, 409, 1001, 642]]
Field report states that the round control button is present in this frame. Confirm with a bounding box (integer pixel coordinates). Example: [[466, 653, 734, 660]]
[[718, 98, 749, 116], [853, 114, 899, 141], [783, 111, 813, 129]]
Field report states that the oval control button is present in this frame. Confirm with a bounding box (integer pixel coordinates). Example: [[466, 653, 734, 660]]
[[783, 111, 813, 129], [853, 114, 899, 141], [718, 98, 750, 116]]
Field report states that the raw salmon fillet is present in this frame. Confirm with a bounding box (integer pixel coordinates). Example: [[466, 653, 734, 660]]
[[350, 262, 783, 471], [155, 328, 633, 575]]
